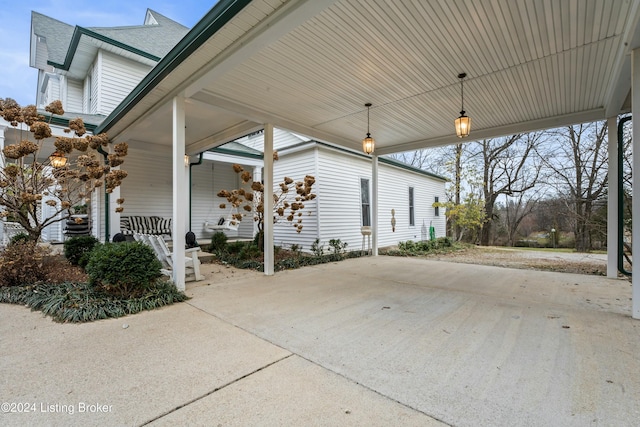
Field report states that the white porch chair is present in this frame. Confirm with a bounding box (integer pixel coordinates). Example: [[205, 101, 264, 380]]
[[2, 221, 27, 246], [133, 233, 204, 282]]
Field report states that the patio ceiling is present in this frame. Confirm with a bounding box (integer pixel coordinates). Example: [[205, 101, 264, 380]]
[[98, 0, 640, 156]]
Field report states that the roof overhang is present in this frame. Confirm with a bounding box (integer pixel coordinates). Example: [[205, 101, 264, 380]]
[[96, 0, 640, 156]]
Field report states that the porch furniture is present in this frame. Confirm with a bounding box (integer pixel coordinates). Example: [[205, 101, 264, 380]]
[[2, 221, 26, 246], [133, 233, 204, 282], [121, 216, 172, 237], [204, 207, 240, 232]]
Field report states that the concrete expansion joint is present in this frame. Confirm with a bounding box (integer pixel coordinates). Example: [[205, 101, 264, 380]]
[[138, 353, 293, 426], [293, 353, 454, 426]]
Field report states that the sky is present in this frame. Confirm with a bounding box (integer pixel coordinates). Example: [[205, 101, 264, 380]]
[[0, 1, 217, 106]]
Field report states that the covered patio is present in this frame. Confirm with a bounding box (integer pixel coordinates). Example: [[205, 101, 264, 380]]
[[94, 0, 640, 317]]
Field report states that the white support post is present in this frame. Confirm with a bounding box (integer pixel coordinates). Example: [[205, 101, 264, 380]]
[[632, 49, 640, 319], [263, 124, 275, 275], [607, 116, 619, 279], [372, 154, 379, 256], [172, 95, 187, 291]]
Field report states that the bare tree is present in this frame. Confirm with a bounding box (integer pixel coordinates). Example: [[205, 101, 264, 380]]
[[541, 122, 608, 252], [473, 133, 542, 246]]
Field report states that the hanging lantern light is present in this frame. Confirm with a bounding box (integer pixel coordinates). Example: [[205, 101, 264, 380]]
[[454, 73, 471, 138], [362, 103, 375, 154], [49, 152, 68, 168]]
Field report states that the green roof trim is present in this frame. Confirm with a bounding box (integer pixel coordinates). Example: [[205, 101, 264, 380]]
[[37, 112, 100, 133], [96, 0, 253, 135], [47, 26, 161, 70], [208, 140, 264, 159], [210, 146, 264, 160], [279, 139, 448, 182]]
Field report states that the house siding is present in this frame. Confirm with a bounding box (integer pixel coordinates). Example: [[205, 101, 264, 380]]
[[97, 51, 151, 116], [272, 144, 447, 252], [271, 149, 318, 249], [66, 79, 83, 113]]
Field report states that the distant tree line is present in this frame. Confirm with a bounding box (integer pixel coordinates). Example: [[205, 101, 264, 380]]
[[389, 116, 632, 252]]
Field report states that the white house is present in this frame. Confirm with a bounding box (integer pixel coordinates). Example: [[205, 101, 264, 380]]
[[1, 8, 446, 251], [226, 129, 447, 251]]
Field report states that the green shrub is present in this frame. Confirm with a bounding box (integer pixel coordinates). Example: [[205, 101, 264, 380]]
[[0, 241, 56, 287], [85, 242, 162, 297], [64, 235, 100, 267], [227, 241, 246, 255], [0, 280, 189, 323], [9, 232, 30, 245], [208, 231, 228, 253], [328, 239, 348, 256], [311, 238, 324, 256], [239, 244, 262, 260]]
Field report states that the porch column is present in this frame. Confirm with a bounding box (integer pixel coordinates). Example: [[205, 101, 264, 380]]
[[263, 124, 274, 275], [172, 95, 187, 291], [607, 116, 619, 278], [632, 49, 640, 318], [372, 154, 379, 256]]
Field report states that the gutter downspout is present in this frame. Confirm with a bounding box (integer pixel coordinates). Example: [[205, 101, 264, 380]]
[[618, 116, 632, 276], [189, 153, 204, 230], [98, 146, 110, 242]]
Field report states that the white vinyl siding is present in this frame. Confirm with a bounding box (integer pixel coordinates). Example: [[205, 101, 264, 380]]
[[377, 163, 446, 246], [96, 50, 151, 115], [273, 145, 447, 250], [239, 127, 306, 151], [272, 149, 318, 249], [66, 79, 83, 113]]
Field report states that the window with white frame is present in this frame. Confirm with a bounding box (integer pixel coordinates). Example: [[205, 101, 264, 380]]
[[435, 196, 440, 217], [361, 178, 371, 226], [409, 186, 415, 226]]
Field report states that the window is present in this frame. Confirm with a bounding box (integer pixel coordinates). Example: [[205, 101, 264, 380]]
[[361, 178, 370, 226], [434, 196, 440, 217], [409, 187, 415, 226]]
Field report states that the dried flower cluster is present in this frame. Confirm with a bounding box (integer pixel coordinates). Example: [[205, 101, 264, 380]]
[[0, 98, 129, 240], [216, 161, 316, 234]]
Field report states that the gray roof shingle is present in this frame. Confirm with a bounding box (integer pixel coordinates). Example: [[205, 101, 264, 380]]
[[31, 9, 189, 67], [86, 10, 189, 59], [31, 12, 75, 66]]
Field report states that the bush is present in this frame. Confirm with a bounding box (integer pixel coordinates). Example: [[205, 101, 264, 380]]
[[208, 231, 228, 253], [0, 241, 57, 287], [311, 238, 324, 256], [85, 242, 163, 297], [0, 280, 189, 323], [395, 237, 454, 255], [328, 239, 348, 257], [9, 232, 30, 245], [64, 235, 100, 267]]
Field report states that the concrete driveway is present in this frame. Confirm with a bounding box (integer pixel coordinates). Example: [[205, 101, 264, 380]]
[[2, 256, 639, 426]]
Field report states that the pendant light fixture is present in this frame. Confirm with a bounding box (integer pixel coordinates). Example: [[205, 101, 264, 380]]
[[48, 152, 68, 168], [362, 103, 375, 154], [454, 73, 471, 138]]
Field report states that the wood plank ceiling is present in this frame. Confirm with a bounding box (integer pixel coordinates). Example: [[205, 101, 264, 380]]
[[106, 0, 640, 156]]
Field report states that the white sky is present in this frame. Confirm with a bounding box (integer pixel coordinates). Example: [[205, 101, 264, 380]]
[[0, 1, 216, 106]]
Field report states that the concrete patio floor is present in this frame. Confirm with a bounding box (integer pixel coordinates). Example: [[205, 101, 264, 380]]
[[1, 256, 639, 426]]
